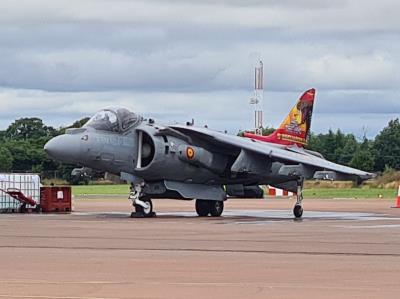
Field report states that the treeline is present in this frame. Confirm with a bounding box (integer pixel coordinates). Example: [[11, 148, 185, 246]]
[[250, 119, 400, 173], [307, 119, 400, 172], [1, 117, 400, 179], [0, 117, 89, 180]]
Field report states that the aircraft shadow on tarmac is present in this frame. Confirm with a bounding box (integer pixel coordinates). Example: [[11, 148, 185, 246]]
[[72, 210, 397, 224]]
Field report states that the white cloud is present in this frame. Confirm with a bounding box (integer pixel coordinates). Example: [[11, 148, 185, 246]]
[[0, 43, 397, 92], [1, 0, 399, 32], [0, 87, 398, 139], [0, 0, 399, 136], [307, 53, 398, 90]]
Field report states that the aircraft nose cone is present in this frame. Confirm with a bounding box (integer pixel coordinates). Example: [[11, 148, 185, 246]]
[[44, 135, 82, 163], [44, 138, 59, 157]]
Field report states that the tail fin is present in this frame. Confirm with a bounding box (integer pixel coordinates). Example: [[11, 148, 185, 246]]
[[244, 88, 316, 147]]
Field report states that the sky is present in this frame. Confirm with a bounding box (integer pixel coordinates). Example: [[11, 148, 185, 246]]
[[0, 0, 399, 138]]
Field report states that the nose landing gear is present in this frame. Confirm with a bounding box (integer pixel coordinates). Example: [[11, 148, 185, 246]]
[[129, 183, 156, 218]]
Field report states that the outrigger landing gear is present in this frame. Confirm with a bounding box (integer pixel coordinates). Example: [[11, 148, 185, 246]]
[[293, 178, 304, 219], [129, 183, 156, 218], [195, 199, 224, 217]]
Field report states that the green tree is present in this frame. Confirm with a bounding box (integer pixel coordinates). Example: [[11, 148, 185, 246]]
[[308, 130, 367, 167], [3, 139, 33, 171], [6, 118, 57, 140], [262, 127, 275, 136], [1, 117, 95, 179], [58, 117, 90, 134], [70, 117, 90, 128], [350, 150, 375, 172], [374, 119, 400, 171], [337, 134, 359, 165], [308, 130, 350, 163], [307, 132, 323, 153], [0, 146, 13, 172], [350, 138, 375, 171], [237, 126, 276, 137]]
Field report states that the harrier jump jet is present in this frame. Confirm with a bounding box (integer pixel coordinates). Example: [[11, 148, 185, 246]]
[[44, 89, 373, 218]]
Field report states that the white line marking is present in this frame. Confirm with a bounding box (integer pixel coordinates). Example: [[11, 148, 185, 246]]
[[335, 224, 400, 229]]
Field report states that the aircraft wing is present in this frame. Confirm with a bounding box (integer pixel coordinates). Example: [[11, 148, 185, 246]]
[[169, 125, 374, 180]]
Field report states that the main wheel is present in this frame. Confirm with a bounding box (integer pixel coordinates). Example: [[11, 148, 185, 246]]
[[209, 201, 224, 217], [34, 205, 42, 213], [135, 196, 154, 218], [19, 204, 27, 213], [293, 205, 303, 219], [195, 199, 210, 217]]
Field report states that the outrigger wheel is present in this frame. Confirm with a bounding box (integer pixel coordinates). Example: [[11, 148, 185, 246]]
[[293, 178, 304, 219], [195, 199, 224, 217], [293, 205, 303, 219]]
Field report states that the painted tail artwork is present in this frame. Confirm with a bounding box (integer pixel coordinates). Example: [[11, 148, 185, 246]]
[[244, 88, 316, 148]]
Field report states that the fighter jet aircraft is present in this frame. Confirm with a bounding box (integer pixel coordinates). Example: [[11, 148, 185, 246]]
[[44, 90, 373, 219]]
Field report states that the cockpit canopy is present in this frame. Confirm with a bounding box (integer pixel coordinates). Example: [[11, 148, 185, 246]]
[[84, 107, 142, 132]]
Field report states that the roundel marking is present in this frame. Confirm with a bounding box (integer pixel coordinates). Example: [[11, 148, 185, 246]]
[[186, 147, 195, 160]]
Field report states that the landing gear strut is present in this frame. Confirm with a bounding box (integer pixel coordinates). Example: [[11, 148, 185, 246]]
[[129, 183, 156, 218], [293, 179, 304, 219], [195, 199, 224, 217]]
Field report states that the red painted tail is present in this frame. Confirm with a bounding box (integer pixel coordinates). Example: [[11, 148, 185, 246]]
[[244, 88, 316, 147]]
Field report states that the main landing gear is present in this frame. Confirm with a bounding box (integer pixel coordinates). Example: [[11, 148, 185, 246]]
[[293, 179, 304, 219], [195, 199, 224, 217], [129, 183, 156, 218]]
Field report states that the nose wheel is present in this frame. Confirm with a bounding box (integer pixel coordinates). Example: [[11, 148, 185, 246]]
[[133, 196, 155, 218], [129, 183, 156, 218]]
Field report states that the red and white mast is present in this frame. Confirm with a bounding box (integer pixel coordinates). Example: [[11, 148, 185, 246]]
[[249, 60, 264, 135]]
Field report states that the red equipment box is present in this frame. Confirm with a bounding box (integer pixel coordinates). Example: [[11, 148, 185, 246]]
[[40, 187, 72, 213]]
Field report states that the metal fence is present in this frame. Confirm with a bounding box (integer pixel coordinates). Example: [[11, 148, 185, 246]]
[[0, 173, 41, 212]]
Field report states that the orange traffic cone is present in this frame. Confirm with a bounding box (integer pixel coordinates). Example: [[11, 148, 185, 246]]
[[393, 185, 400, 208]]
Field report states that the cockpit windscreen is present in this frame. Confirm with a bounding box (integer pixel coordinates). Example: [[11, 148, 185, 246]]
[[84, 108, 141, 132], [84, 110, 119, 132]]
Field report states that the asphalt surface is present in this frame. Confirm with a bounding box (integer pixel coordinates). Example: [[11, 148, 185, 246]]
[[0, 197, 399, 299]]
